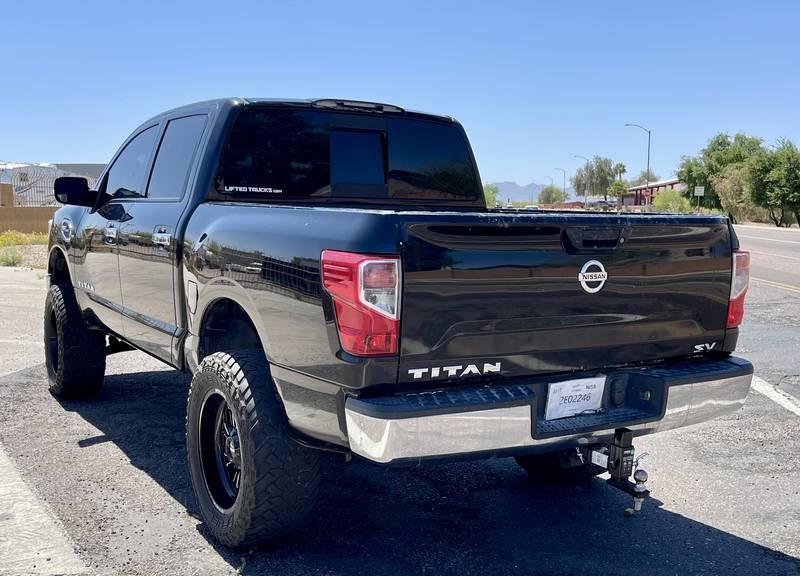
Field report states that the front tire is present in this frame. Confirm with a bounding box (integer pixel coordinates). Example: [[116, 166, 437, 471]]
[[44, 283, 106, 397], [186, 350, 321, 549]]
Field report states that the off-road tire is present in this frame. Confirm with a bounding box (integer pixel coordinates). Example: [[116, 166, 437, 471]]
[[186, 350, 321, 549], [44, 283, 106, 397], [515, 451, 604, 484]]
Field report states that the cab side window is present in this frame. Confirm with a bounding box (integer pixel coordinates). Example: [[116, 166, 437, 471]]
[[146, 115, 207, 200], [104, 126, 158, 198]]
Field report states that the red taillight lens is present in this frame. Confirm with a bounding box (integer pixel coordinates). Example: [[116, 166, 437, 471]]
[[727, 250, 750, 328], [321, 250, 400, 356]]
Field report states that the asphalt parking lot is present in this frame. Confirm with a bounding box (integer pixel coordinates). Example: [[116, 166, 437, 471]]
[[1, 224, 799, 576]]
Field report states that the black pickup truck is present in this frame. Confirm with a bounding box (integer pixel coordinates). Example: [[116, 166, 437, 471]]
[[46, 98, 753, 548]]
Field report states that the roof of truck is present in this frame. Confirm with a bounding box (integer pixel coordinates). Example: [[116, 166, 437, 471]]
[[145, 97, 456, 125]]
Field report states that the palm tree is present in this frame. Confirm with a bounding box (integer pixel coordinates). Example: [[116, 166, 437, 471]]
[[613, 162, 627, 182]]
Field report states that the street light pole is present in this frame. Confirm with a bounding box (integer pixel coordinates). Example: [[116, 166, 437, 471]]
[[625, 123, 651, 206], [574, 155, 591, 204], [555, 168, 566, 201]]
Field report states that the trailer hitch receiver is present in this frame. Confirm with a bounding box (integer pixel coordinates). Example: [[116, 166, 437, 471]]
[[591, 427, 651, 516]]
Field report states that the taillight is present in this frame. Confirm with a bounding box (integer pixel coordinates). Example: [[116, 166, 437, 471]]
[[321, 250, 400, 356], [727, 250, 750, 328]]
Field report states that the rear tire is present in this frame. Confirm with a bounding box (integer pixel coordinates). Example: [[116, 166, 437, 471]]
[[44, 284, 106, 397], [515, 451, 604, 483], [186, 350, 321, 549]]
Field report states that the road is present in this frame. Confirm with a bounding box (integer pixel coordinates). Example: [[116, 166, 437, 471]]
[[0, 228, 799, 575], [736, 224, 800, 295], [734, 224, 800, 399]]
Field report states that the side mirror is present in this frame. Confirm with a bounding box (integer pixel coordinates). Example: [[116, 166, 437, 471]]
[[54, 177, 97, 207]]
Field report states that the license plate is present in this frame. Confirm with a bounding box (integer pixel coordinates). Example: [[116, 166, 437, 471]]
[[545, 376, 606, 421]]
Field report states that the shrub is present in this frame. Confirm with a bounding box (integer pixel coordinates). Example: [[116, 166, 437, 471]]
[[0, 247, 22, 266], [653, 189, 693, 213], [710, 165, 770, 224], [0, 231, 48, 247]]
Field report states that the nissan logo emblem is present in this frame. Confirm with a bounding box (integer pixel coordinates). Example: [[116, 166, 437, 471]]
[[578, 260, 608, 294]]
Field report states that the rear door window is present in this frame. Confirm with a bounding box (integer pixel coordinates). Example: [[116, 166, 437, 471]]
[[217, 108, 480, 203], [146, 115, 207, 199], [104, 126, 158, 198]]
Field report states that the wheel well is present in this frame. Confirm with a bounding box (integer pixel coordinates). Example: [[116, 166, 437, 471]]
[[198, 299, 263, 361], [48, 248, 71, 285]]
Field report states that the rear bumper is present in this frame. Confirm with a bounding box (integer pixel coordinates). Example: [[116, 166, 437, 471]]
[[344, 356, 753, 465]]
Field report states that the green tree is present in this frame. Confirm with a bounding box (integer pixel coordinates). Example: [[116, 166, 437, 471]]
[[570, 156, 616, 201], [571, 166, 589, 199], [607, 180, 628, 202], [677, 132, 764, 209], [483, 183, 500, 207], [538, 184, 568, 205], [631, 168, 660, 186], [749, 139, 800, 227], [653, 189, 692, 213], [613, 162, 626, 181], [711, 164, 768, 224], [592, 157, 615, 201]]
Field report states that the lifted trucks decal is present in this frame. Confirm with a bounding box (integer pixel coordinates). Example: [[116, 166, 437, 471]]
[[408, 362, 502, 380], [223, 185, 283, 194]]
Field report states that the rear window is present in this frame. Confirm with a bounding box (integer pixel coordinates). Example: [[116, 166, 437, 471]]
[[217, 108, 480, 203]]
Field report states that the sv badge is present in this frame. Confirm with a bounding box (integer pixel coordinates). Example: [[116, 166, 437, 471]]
[[694, 342, 717, 352]]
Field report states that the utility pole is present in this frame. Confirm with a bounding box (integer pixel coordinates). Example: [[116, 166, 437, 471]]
[[555, 168, 566, 202], [625, 123, 651, 206]]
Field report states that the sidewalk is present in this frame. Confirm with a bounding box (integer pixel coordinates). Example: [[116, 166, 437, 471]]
[[0, 442, 87, 575]]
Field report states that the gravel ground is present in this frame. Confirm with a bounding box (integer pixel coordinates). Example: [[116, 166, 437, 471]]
[[0, 244, 48, 269], [15, 244, 48, 269]]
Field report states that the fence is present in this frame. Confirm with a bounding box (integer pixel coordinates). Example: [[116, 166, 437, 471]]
[[0, 183, 57, 232], [0, 162, 99, 207]]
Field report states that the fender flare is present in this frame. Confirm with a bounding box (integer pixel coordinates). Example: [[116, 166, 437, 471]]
[[183, 275, 272, 374], [47, 244, 72, 285]]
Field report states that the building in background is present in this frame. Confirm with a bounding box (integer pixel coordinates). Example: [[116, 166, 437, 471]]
[[623, 178, 686, 206], [0, 162, 105, 206]]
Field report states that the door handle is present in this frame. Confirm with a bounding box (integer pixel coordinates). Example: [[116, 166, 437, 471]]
[[103, 224, 118, 244], [153, 232, 172, 247], [152, 225, 173, 248]]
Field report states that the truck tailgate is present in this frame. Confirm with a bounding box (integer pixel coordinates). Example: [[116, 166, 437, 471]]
[[398, 214, 733, 384]]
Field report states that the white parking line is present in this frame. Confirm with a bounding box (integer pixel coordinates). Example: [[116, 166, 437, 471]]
[[0, 443, 86, 575], [751, 376, 800, 417]]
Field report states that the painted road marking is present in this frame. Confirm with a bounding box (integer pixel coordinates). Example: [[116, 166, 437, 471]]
[[747, 249, 800, 262], [734, 224, 800, 233], [751, 377, 800, 417], [0, 443, 86, 575], [737, 234, 800, 245], [0, 339, 44, 347], [751, 277, 800, 295]]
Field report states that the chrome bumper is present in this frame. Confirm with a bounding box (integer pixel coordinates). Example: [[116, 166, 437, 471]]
[[345, 360, 753, 465]]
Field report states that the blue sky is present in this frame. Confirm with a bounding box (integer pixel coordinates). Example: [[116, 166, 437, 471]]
[[1, 0, 798, 185]]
